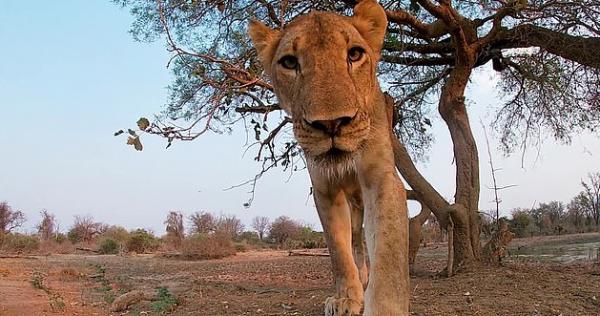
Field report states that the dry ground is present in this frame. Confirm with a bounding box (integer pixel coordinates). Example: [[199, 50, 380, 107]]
[[1, 234, 599, 316]]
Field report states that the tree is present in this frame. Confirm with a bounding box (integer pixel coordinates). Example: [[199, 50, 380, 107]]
[[0, 201, 26, 234], [67, 215, 106, 243], [189, 211, 216, 235], [508, 208, 531, 238], [165, 211, 185, 246], [251, 216, 270, 241], [115, 0, 600, 267], [567, 193, 588, 231], [581, 172, 600, 227], [215, 215, 244, 240], [37, 210, 57, 241], [269, 216, 301, 245]]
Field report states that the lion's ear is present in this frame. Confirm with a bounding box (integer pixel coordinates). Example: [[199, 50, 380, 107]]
[[351, 0, 388, 55], [248, 20, 281, 74]]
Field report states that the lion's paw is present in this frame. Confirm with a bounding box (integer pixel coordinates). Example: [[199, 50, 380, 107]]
[[324, 297, 362, 316]]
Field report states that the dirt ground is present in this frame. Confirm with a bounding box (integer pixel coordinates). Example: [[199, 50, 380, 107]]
[[1, 235, 599, 316]]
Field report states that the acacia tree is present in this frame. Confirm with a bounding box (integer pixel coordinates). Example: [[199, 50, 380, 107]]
[[114, 0, 600, 266], [189, 211, 216, 234], [215, 215, 245, 240], [581, 172, 600, 227], [0, 201, 26, 235], [165, 211, 185, 246], [251, 216, 270, 240], [67, 215, 106, 243], [37, 210, 57, 241]]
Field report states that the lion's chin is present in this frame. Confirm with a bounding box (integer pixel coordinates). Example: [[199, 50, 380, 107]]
[[308, 147, 357, 179]]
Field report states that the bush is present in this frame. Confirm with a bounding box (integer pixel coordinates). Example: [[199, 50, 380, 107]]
[[0, 233, 40, 253], [181, 233, 236, 260], [39, 240, 75, 254], [101, 226, 130, 243], [54, 233, 68, 244], [296, 227, 326, 249], [98, 238, 119, 254], [126, 229, 160, 253]]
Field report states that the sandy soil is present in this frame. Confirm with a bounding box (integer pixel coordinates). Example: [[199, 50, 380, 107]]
[[1, 236, 599, 316]]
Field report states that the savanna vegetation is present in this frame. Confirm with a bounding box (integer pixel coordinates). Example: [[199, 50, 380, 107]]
[[0, 200, 325, 258]]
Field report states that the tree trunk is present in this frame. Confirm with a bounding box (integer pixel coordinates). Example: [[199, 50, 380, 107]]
[[438, 54, 481, 267]]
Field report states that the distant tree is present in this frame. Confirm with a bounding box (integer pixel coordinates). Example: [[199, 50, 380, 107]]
[[189, 211, 215, 235], [529, 201, 565, 234], [67, 215, 106, 243], [0, 201, 26, 234], [251, 216, 270, 241], [567, 193, 588, 230], [269, 216, 301, 245], [127, 229, 160, 253], [508, 208, 532, 238], [102, 225, 130, 243], [165, 211, 185, 247], [215, 215, 244, 240], [37, 210, 57, 241], [581, 172, 600, 227]]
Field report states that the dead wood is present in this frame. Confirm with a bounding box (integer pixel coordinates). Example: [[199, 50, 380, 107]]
[[75, 247, 99, 253], [288, 250, 329, 257], [109, 290, 151, 312], [0, 254, 38, 259]]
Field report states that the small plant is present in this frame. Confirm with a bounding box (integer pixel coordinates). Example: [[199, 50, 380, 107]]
[[30, 271, 46, 290], [49, 293, 66, 312], [151, 287, 179, 314], [30, 270, 65, 312]]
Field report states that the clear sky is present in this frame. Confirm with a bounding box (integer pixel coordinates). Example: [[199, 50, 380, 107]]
[[1, 1, 599, 235]]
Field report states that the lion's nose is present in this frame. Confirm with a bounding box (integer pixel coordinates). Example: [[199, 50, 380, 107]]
[[305, 116, 353, 136]]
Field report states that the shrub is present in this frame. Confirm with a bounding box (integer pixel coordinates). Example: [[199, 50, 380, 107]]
[[296, 227, 326, 249], [181, 233, 236, 260], [39, 240, 75, 254], [0, 233, 40, 253], [126, 229, 160, 253], [54, 233, 68, 244], [98, 238, 119, 254], [101, 225, 130, 243], [239, 231, 261, 245]]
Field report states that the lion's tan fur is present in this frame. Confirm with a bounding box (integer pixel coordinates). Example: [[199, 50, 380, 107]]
[[249, 1, 409, 315]]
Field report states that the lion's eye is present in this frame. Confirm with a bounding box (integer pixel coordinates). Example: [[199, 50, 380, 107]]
[[279, 55, 299, 70], [348, 47, 365, 63]]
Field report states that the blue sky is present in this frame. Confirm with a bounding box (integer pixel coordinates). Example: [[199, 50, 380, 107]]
[[1, 1, 599, 235]]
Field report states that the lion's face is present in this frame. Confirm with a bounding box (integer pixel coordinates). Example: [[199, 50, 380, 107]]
[[249, 1, 388, 167]]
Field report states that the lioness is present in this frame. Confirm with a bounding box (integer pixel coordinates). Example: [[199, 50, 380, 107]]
[[248, 0, 409, 315]]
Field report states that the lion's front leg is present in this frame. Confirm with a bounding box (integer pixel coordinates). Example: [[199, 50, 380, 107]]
[[357, 150, 409, 315], [347, 189, 369, 289], [313, 184, 364, 316]]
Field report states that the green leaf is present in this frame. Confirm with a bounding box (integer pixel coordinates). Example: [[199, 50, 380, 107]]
[[137, 117, 150, 131]]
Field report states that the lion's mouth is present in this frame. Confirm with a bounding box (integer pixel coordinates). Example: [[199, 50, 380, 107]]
[[313, 147, 354, 164]]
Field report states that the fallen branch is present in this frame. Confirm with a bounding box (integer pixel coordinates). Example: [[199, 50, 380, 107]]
[[288, 250, 330, 257], [75, 247, 99, 253], [0, 254, 39, 259]]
